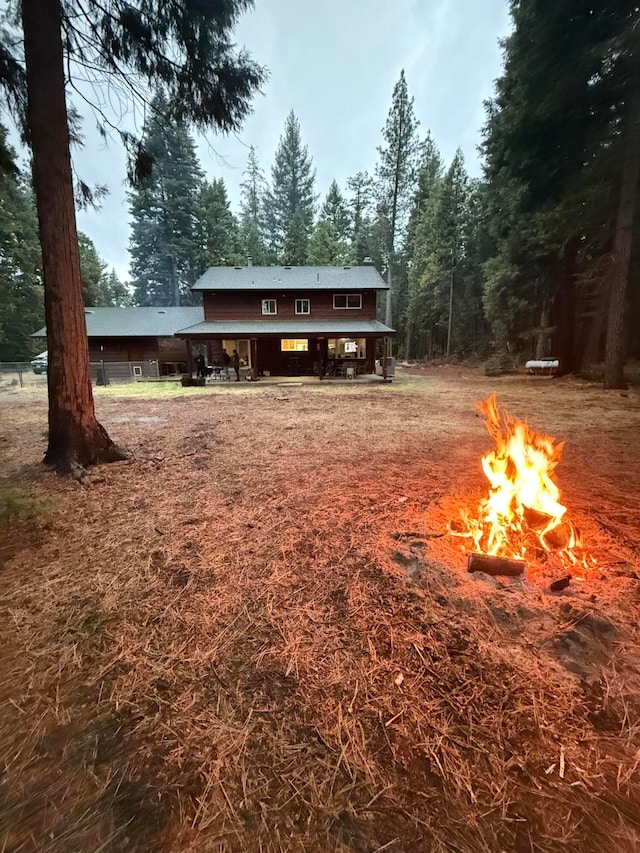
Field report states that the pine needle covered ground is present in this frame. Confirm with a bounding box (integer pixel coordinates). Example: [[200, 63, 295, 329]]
[[1, 368, 640, 852]]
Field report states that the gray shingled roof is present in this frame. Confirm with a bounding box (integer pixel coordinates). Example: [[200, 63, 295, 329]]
[[175, 319, 395, 336], [32, 307, 204, 338], [192, 265, 388, 291]]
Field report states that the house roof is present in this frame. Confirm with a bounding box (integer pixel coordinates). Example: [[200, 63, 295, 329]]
[[191, 265, 388, 292], [32, 306, 204, 338], [175, 319, 395, 337]]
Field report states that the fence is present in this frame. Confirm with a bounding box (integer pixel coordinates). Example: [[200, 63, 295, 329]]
[[0, 360, 162, 389]]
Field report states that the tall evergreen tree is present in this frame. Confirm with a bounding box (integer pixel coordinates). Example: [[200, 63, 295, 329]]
[[320, 180, 350, 243], [409, 151, 484, 359], [346, 171, 382, 266], [264, 111, 316, 263], [307, 179, 351, 264], [78, 233, 108, 306], [103, 269, 133, 307], [307, 220, 350, 265], [482, 0, 639, 385], [0, 0, 264, 472], [78, 234, 132, 306], [603, 14, 640, 388], [129, 93, 205, 306], [376, 70, 421, 328], [0, 125, 43, 360], [404, 135, 444, 357], [239, 146, 269, 264], [200, 178, 242, 266]]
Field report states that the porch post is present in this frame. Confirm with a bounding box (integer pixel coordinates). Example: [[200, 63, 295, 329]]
[[187, 339, 193, 377], [366, 336, 374, 373], [250, 338, 258, 380], [382, 336, 389, 381]]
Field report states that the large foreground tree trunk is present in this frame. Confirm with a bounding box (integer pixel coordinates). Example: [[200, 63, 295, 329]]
[[604, 78, 640, 390], [22, 0, 127, 473]]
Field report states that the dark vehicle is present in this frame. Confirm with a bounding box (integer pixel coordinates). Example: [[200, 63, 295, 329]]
[[31, 351, 48, 374]]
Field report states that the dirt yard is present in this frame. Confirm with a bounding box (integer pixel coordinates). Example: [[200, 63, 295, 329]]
[[1, 367, 640, 853]]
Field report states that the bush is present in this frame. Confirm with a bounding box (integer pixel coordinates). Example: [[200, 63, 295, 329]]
[[484, 352, 518, 377]]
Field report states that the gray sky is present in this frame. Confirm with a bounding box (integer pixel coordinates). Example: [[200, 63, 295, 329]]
[[30, 0, 512, 281]]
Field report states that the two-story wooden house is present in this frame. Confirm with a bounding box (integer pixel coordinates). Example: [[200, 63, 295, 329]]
[[175, 263, 395, 378]]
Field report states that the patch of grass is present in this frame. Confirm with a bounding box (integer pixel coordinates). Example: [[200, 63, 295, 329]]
[[0, 489, 50, 522], [94, 381, 249, 399]]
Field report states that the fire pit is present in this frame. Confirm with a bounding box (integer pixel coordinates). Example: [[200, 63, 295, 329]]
[[450, 395, 595, 579]]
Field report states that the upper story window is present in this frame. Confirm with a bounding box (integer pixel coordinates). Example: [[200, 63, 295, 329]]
[[334, 293, 362, 309], [295, 298, 310, 315], [262, 298, 277, 315]]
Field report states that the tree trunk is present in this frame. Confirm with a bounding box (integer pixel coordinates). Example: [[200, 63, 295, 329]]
[[385, 262, 393, 328], [535, 300, 551, 359], [604, 76, 640, 389], [554, 238, 578, 376], [22, 0, 127, 473], [405, 316, 413, 361], [581, 278, 609, 371]]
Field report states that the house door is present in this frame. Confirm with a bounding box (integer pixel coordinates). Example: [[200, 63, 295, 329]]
[[237, 339, 251, 369]]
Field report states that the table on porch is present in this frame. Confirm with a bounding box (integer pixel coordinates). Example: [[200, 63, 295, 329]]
[[334, 360, 367, 378]]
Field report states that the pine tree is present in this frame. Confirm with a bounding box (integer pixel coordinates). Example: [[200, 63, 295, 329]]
[[78, 234, 132, 306], [307, 220, 350, 265], [200, 178, 242, 266], [482, 0, 639, 384], [376, 70, 421, 328], [0, 125, 43, 360], [0, 0, 264, 472], [239, 146, 269, 264], [320, 181, 350, 244], [307, 179, 351, 264], [346, 171, 382, 266], [281, 207, 311, 265], [129, 93, 206, 306], [103, 269, 133, 306], [79, 233, 108, 306], [409, 151, 482, 359], [404, 135, 444, 358], [264, 111, 316, 263]]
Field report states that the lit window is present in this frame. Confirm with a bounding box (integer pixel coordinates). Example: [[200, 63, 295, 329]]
[[281, 339, 309, 352], [333, 293, 362, 309], [262, 299, 277, 315], [295, 298, 310, 314]]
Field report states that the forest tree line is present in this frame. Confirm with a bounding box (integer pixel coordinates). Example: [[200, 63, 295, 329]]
[[2, 1, 639, 388]]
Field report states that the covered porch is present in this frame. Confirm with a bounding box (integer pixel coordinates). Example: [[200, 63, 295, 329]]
[[175, 320, 396, 380]]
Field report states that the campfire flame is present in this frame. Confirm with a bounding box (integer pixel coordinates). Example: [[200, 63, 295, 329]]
[[450, 395, 594, 572]]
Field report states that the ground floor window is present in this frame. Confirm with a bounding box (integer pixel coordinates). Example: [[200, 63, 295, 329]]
[[281, 339, 309, 352], [327, 338, 366, 358]]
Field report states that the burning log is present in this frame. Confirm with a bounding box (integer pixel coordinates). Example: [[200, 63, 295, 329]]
[[549, 575, 572, 592], [467, 552, 526, 577]]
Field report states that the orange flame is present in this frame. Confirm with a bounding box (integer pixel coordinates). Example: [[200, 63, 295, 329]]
[[450, 395, 594, 572]]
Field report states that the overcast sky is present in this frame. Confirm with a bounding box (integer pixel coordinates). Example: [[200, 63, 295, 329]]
[[14, 0, 512, 281]]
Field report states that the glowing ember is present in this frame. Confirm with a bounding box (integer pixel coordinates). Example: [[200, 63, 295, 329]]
[[450, 395, 594, 572]]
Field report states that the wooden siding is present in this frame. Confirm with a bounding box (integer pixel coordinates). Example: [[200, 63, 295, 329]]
[[88, 336, 188, 363], [203, 289, 378, 322]]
